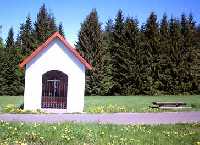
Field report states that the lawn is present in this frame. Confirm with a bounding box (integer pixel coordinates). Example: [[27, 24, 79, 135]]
[[0, 121, 199, 145], [84, 95, 200, 113], [0, 95, 200, 113]]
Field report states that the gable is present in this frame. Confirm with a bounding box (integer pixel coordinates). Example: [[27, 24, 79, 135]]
[[19, 32, 92, 70]]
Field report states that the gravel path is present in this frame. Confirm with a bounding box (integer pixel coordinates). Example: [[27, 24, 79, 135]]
[[0, 112, 200, 125]]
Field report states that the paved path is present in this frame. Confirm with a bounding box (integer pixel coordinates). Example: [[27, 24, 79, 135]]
[[0, 112, 200, 125]]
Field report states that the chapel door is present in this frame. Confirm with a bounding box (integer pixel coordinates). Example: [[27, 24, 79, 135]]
[[41, 70, 68, 109]]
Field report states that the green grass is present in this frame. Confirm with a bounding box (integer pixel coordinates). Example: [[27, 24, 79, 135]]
[[84, 95, 200, 113], [0, 96, 23, 112], [0, 121, 199, 145], [0, 95, 200, 113]]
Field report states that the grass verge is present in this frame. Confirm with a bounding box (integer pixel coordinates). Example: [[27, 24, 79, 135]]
[[0, 121, 199, 145]]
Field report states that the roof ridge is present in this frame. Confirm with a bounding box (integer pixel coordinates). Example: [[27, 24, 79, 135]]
[[19, 32, 92, 70]]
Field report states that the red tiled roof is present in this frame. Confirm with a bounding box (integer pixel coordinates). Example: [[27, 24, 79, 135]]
[[19, 32, 92, 70]]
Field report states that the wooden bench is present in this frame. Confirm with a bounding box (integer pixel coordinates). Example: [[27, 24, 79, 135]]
[[150, 102, 191, 109]]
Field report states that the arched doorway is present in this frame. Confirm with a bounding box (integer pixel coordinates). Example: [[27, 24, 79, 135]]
[[41, 70, 68, 109]]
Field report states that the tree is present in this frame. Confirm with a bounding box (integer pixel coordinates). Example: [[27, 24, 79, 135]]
[[169, 18, 184, 94], [100, 19, 114, 95], [58, 22, 65, 37], [159, 13, 172, 94], [142, 12, 160, 95], [4, 28, 21, 95], [48, 15, 58, 33], [121, 17, 141, 95], [6, 27, 15, 50], [34, 4, 58, 45], [76, 9, 104, 95], [16, 15, 35, 57], [109, 10, 125, 95], [0, 31, 6, 95]]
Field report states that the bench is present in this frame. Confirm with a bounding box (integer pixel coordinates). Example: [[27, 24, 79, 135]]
[[150, 102, 191, 109]]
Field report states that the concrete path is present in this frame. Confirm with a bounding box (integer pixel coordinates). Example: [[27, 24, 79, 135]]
[[0, 112, 200, 125]]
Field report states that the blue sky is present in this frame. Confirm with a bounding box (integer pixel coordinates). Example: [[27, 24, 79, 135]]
[[0, 0, 200, 44]]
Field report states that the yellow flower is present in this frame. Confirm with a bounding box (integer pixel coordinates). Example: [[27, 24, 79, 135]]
[[196, 141, 200, 145]]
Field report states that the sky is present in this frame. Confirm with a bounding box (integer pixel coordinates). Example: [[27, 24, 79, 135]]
[[0, 0, 200, 44]]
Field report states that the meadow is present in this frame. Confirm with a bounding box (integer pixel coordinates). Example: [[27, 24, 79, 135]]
[[0, 121, 199, 145], [0, 95, 200, 113], [0, 96, 200, 145]]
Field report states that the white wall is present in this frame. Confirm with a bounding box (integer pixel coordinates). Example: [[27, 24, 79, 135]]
[[24, 38, 85, 113]]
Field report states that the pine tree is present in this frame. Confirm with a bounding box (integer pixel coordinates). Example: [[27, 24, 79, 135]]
[[100, 19, 114, 95], [76, 9, 103, 95], [16, 15, 35, 57], [121, 17, 141, 95], [143, 12, 160, 95], [179, 14, 196, 93], [48, 15, 58, 33], [169, 18, 184, 94], [34, 4, 58, 45], [109, 10, 125, 95], [0, 33, 6, 95], [58, 22, 65, 37], [159, 14, 172, 94], [4, 28, 21, 95], [194, 24, 200, 93], [6, 27, 15, 50]]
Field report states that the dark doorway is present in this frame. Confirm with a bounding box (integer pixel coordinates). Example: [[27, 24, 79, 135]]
[[41, 70, 68, 109]]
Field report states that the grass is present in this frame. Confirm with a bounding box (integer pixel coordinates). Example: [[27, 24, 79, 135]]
[[0, 95, 200, 113], [0, 96, 23, 112], [0, 121, 199, 145], [84, 95, 200, 113], [0, 96, 199, 144]]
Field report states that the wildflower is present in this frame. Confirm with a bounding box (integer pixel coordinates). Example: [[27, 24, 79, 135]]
[[53, 126, 57, 130]]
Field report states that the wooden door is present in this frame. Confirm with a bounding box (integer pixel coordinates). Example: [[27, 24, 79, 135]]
[[41, 70, 68, 109]]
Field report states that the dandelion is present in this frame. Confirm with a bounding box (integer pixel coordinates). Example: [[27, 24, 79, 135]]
[[53, 126, 57, 130], [100, 131, 105, 136]]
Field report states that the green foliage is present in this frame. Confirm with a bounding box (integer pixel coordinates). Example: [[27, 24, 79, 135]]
[[33, 4, 58, 46], [58, 22, 65, 37], [0, 7, 199, 96], [16, 15, 35, 57], [0, 4, 64, 96], [76, 9, 104, 95]]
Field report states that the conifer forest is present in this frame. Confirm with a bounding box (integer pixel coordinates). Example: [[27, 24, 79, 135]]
[[0, 4, 199, 96]]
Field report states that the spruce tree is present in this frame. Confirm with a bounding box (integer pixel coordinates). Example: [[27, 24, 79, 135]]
[[6, 28, 15, 50], [0, 34, 6, 95], [143, 12, 160, 95], [4, 28, 21, 95], [159, 14, 172, 93], [110, 10, 125, 95], [100, 19, 114, 95], [48, 15, 58, 33], [169, 18, 184, 94], [58, 22, 65, 37], [16, 15, 35, 57], [179, 14, 196, 93], [77, 9, 103, 95], [121, 17, 141, 95], [34, 4, 58, 45]]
